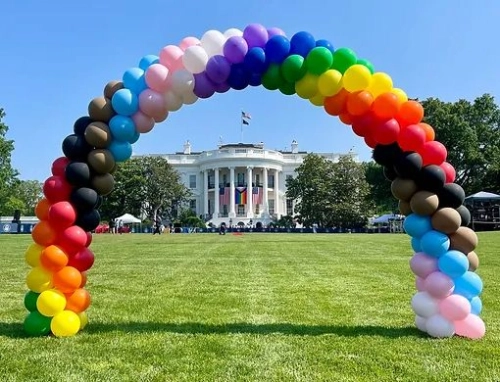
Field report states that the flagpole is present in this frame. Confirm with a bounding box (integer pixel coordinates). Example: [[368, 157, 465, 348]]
[[240, 114, 243, 142]]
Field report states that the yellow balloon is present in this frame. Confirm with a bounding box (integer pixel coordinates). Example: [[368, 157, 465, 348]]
[[295, 73, 319, 99], [317, 69, 342, 97], [51, 310, 81, 337], [342, 64, 372, 92], [37, 290, 66, 317], [391, 87, 408, 104], [26, 267, 53, 293], [25, 243, 44, 267], [367, 72, 393, 98], [78, 311, 88, 330], [309, 93, 325, 107]]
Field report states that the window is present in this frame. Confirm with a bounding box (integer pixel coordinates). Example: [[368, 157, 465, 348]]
[[189, 199, 196, 212], [208, 200, 212, 215], [237, 172, 245, 186], [189, 174, 197, 189], [269, 199, 275, 215], [222, 174, 227, 187], [223, 205, 228, 215], [208, 174, 213, 188], [286, 199, 294, 216], [255, 174, 260, 186], [255, 204, 260, 214], [237, 205, 245, 216], [268, 174, 275, 188]]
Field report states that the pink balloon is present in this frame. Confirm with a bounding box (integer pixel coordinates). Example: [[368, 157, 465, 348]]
[[439, 294, 471, 321], [145, 64, 170, 92], [179, 36, 201, 51], [159, 45, 184, 71], [424, 271, 454, 298], [455, 314, 486, 339], [132, 111, 155, 134], [415, 277, 426, 291], [410, 252, 438, 278], [139, 89, 168, 120]]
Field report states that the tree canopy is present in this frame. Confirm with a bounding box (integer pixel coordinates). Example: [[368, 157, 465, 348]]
[[0, 109, 21, 216]]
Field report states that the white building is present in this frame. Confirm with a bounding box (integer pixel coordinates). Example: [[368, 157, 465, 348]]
[[137, 140, 358, 227]]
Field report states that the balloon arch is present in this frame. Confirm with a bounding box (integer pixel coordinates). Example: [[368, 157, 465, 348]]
[[23, 24, 485, 339]]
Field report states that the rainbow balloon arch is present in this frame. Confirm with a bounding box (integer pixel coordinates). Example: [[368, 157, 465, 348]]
[[23, 24, 485, 339]]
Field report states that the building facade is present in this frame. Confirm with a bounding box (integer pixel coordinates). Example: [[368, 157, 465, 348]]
[[139, 140, 358, 227]]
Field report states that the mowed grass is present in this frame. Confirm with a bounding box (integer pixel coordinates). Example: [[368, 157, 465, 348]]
[[0, 232, 499, 381]]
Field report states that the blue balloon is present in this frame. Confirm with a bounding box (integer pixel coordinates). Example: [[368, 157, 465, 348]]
[[316, 39, 335, 54], [111, 89, 139, 116], [108, 140, 132, 162], [227, 64, 250, 90], [290, 31, 316, 57], [243, 47, 268, 74], [454, 271, 483, 299], [403, 213, 432, 238], [265, 35, 291, 64], [420, 230, 450, 257], [438, 250, 469, 279], [139, 55, 159, 70], [123, 67, 147, 94], [129, 129, 140, 145], [470, 296, 482, 315], [109, 115, 137, 142], [411, 237, 422, 252], [249, 73, 262, 87]]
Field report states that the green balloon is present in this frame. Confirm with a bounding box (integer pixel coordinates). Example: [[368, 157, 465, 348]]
[[262, 64, 284, 91], [24, 291, 39, 312], [331, 47, 358, 74], [281, 54, 307, 83], [24, 311, 51, 337], [279, 81, 296, 96], [357, 58, 375, 74], [305, 47, 333, 75]]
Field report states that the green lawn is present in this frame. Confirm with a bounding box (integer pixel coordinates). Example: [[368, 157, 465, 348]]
[[0, 232, 499, 381]]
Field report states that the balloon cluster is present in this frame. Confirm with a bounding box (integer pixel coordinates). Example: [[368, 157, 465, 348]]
[[21, 23, 485, 339]]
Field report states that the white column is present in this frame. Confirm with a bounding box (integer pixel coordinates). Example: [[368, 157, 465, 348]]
[[213, 168, 219, 219], [203, 170, 209, 217], [247, 166, 253, 218], [274, 169, 280, 218], [229, 167, 235, 217], [263, 167, 269, 216]]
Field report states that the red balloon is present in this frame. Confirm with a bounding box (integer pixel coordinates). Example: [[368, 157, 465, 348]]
[[397, 124, 426, 152], [43, 175, 73, 203], [85, 232, 93, 247], [440, 161, 456, 183], [364, 133, 377, 148], [351, 112, 380, 138], [68, 247, 95, 272], [373, 118, 400, 145], [48, 201, 77, 229], [57, 225, 88, 256], [51, 157, 70, 176], [419, 141, 447, 166]]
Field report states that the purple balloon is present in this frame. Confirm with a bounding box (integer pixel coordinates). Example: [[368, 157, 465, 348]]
[[223, 36, 248, 64], [214, 81, 231, 94], [243, 23, 269, 49], [267, 27, 286, 38], [193, 72, 216, 99], [205, 55, 231, 84]]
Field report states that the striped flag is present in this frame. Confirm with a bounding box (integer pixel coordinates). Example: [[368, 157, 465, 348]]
[[252, 187, 263, 205], [241, 111, 251, 120], [219, 187, 229, 205]]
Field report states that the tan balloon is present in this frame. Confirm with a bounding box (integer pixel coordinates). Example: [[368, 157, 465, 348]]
[[467, 251, 479, 272], [431, 208, 461, 234], [399, 200, 412, 216], [84, 122, 112, 148], [410, 191, 439, 216], [104, 80, 124, 99], [91, 173, 115, 196], [391, 178, 418, 201], [88, 97, 115, 123], [449, 227, 479, 254], [87, 149, 116, 174]]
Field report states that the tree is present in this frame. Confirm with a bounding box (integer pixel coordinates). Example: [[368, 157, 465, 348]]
[[0, 108, 20, 216], [176, 209, 205, 228], [15, 180, 43, 216], [363, 161, 397, 214]]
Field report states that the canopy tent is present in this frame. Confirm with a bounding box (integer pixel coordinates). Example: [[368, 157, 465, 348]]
[[372, 213, 404, 224], [465, 191, 500, 201], [116, 213, 142, 224]]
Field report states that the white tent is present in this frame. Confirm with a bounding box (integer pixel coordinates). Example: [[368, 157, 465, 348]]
[[116, 213, 142, 224], [465, 191, 500, 200]]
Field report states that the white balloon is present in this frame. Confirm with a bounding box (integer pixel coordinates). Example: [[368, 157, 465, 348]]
[[182, 46, 208, 74], [171, 69, 195, 97], [200, 30, 227, 57], [425, 314, 455, 338], [411, 291, 439, 318], [182, 91, 198, 105], [415, 315, 428, 332], [164, 91, 183, 112], [223, 28, 243, 38]]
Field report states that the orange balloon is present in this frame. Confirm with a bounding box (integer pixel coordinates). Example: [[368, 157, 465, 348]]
[[80, 272, 88, 288], [346, 91, 374, 116], [53, 266, 82, 294], [35, 199, 51, 220], [31, 221, 58, 247], [418, 122, 435, 141], [324, 89, 349, 116], [339, 112, 354, 125], [40, 245, 69, 272], [397, 100, 424, 125], [372, 92, 400, 119], [65, 288, 91, 313]]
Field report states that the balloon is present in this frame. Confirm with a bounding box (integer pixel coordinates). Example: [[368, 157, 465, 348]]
[[159, 45, 184, 71], [138, 54, 159, 70], [261, 64, 284, 91], [24, 311, 52, 336], [170, 69, 195, 97], [40, 245, 69, 272], [316, 39, 335, 54], [223, 36, 248, 64], [318, 69, 343, 97], [268, 27, 286, 38], [35, 198, 51, 220], [419, 122, 435, 141], [242, 23, 269, 49], [440, 162, 456, 183], [367, 72, 393, 98], [342, 64, 372, 92], [391, 88, 408, 104], [324, 89, 349, 116], [108, 140, 132, 162], [62, 133, 93, 161], [346, 91, 374, 116], [410, 252, 438, 278], [25, 243, 44, 267], [37, 289, 66, 317], [470, 296, 482, 315], [454, 314, 485, 339], [53, 266, 82, 294], [306, 47, 333, 75], [243, 47, 267, 74], [454, 271, 483, 299], [65, 288, 91, 313], [419, 141, 447, 166], [397, 100, 424, 126], [265, 35, 290, 64], [24, 291, 39, 312], [279, 81, 296, 95], [290, 31, 316, 57], [411, 237, 422, 252], [51, 310, 81, 337], [356, 58, 375, 74], [438, 250, 469, 279], [122, 67, 147, 94], [227, 63, 250, 90], [111, 89, 139, 116], [415, 316, 427, 332], [373, 118, 400, 145], [397, 124, 426, 152], [424, 271, 454, 298], [109, 115, 137, 142], [281, 54, 307, 83], [57, 225, 88, 256], [331, 47, 357, 74], [339, 112, 354, 125], [403, 214, 432, 238], [439, 294, 471, 321], [182, 45, 208, 74], [205, 55, 231, 83], [78, 311, 89, 330], [415, 276, 426, 291], [31, 220, 57, 247], [70, 187, 99, 212], [26, 267, 52, 293], [75, 209, 101, 232], [193, 72, 216, 99], [164, 91, 183, 112], [425, 314, 455, 338], [224, 28, 243, 38], [139, 89, 167, 119], [43, 175, 72, 203], [309, 93, 325, 107], [215, 81, 231, 93], [372, 92, 400, 119], [179, 36, 201, 51], [420, 230, 450, 258], [295, 73, 318, 99], [64, 161, 91, 188], [144, 64, 170, 92], [67, 247, 95, 272], [51, 157, 70, 177], [200, 30, 226, 57], [182, 91, 198, 105], [411, 291, 439, 318]]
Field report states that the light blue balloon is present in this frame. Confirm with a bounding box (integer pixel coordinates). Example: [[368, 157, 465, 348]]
[[403, 213, 432, 238], [438, 250, 469, 279], [454, 271, 483, 299], [411, 237, 421, 252], [109, 140, 132, 162], [129, 129, 140, 144], [139, 55, 159, 71], [111, 89, 139, 116], [470, 296, 482, 315], [123, 67, 147, 94], [420, 230, 450, 258], [109, 115, 136, 142]]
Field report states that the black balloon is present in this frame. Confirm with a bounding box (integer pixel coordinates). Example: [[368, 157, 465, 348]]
[[75, 209, 101, 232], [416, 165, 446, 193], [95, 195, 103, 209], [70, 187, 99, 212], [457, 205, 471, 226], [394, 152, 422, 179], [62, 134, 93, 161], [73, 116, 93, 135], [383, 166, 397, 181], [372, 143, 403, 167], [438, 183, 466, 209], [65, 161, 92, 187]]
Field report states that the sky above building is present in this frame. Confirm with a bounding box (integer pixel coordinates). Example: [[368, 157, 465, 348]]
[[1, 0, 499, 181]]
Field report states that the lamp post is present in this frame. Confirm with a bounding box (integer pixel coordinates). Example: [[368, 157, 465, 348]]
[[229, 218, 233, 232]]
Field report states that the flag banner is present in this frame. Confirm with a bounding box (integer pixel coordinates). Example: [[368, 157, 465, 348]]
[[235, 187, 247, 205], [241, 111, 252, 120], [252, 187, 263, 205], [219, 187, 229, 205], [242, 119, 249, 125]]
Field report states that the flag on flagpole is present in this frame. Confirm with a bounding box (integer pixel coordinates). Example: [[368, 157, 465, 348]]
[[242, 119, 249, 125], [252, 187, 263, 205], [219, 187, 229, 205], [241, 111, 251, 120]]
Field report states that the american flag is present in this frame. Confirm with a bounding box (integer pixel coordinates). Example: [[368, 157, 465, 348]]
[[219, 187, 229, 205], [252, 187, 263, 205]]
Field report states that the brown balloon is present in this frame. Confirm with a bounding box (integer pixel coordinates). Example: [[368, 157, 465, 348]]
[[88, 97, 115, 123], [104, 80, 124, 99], [410, 191, 439, 216], [391, 178, 418, 201], [91, 173, 115, 196], [431, 207, 461, 234], [399, 200, 412, 216], [449, 226, 479, 254], [109, 162, 118, 174], [467, 251, 479, 272], [87, 149, 116, 174], [84, 122, 112, 148]]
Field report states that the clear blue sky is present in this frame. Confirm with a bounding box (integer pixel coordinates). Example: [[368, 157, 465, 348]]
[[2, 0, 499, 181]]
